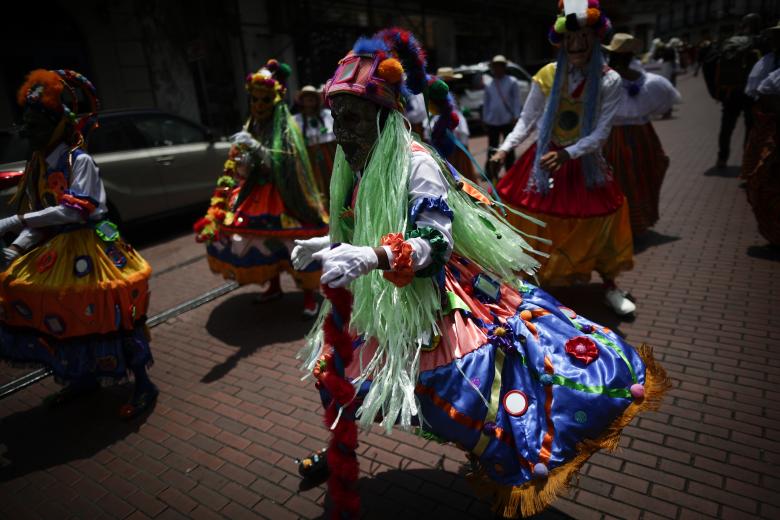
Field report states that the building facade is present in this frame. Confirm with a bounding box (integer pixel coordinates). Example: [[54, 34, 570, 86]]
[[606, 0, 780, 48], [1, 0, 557, 135]]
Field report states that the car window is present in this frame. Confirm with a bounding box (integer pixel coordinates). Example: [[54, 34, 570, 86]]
[[0, 130, 28, 163], [133, 115, 206, 147], [85, 117, 145, 154]]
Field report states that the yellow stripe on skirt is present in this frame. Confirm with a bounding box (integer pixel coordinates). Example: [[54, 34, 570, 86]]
[[0, 228, 151, 339], [507, 203, 634, 286]]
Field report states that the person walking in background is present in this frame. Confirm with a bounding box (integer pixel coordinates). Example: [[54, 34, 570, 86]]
[[483, 54, 523, 181], [405, 91, 427, 138], [423, 67, 478, 182], [294, 85, 337, 199], [703, 13, 764, 168], [603, 33, 681, 238], [694, 30, 714, 77], [742, 21, 780, 245]]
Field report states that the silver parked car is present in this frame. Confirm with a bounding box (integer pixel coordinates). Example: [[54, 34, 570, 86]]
[[450, 61, 532, 132], [0, 109, 230, 224]]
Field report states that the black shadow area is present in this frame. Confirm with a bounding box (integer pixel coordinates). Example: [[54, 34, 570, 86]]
[[633, 230, 681, 254], [310, 468, 575, 519], [0, 385, 150, 480], [121, 207, 204, 249], [747, 243, 780, 262], [201, 291, 313, 383], [703, 165, 740, 178]]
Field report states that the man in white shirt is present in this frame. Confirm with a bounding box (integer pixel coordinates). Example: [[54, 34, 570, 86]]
[[482, 55, 523, 180]]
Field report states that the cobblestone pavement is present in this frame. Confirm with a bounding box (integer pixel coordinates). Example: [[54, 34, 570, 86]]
[[0, 73, 777, 520]]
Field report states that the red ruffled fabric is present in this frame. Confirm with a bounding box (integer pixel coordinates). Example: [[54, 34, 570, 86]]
[[381, 232, 414, 287], [496, 143, 625, 218]]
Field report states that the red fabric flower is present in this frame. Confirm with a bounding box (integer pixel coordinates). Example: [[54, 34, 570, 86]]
[[565, 336, 599, 365], [36, 250, 57, 273], [381, 232, 414, 288]]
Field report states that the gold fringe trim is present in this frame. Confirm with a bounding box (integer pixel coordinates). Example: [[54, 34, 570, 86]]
[[468, 344, 671, 518]]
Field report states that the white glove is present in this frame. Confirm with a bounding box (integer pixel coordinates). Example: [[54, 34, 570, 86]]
[[0, 216, 22, 236], [1, 247, 20, 265], [291, 236, 331, 270], [312, 243, 378, 288]]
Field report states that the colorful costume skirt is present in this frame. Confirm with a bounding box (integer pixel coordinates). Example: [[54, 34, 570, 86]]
[[307, 141, 337, 201], [742, 110, 780, 245], [206, 182, 326, 288], [604, 123, 669, 236], [333, 255, 667, 517], [497, 144, 633, 285], [0, 225, 153, 384]]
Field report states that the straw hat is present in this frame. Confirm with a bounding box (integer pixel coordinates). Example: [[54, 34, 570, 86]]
[[296, 85, 322, 104], [435, 67, 463, 81], [491, 55, 508, 64], [602, 33, 644, 54]]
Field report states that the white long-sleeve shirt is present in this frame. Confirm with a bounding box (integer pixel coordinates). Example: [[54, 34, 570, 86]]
[[612, 72, 682, 126], [374, 150, 452, 271], [746, 53, 780, 99], [499, 65, 622, 160], [758, 67, 780, 96], [293, 109, 336, 145], [12, 143, 107, 251], [405, 94, 427, 125], [482, 75, 523, 126]]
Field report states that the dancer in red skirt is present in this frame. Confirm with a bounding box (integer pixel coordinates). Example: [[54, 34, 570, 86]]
[[491, 0, 636, 317], [603, 33, 681, 237]]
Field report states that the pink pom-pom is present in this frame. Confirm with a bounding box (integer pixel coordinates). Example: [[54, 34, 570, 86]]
[[630, 383, 645, 401], [588, 0, 600, 7]]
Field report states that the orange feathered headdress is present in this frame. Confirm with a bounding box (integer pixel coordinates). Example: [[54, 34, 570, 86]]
[[17, 69, 66, 115]]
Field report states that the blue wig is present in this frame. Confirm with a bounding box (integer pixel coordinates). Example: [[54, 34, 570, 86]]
[[530, 44, 607, 193]]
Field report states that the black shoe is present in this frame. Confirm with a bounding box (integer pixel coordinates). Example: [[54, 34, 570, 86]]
[[296, 448, 329, 484], [119, 384, 159, 420]]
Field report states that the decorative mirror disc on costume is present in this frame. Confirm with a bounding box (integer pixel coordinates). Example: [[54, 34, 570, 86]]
[[95, 220, 120, 242], [106, 245, 127, 269], [74, 255, 93, 277], [503, 390, 529, 417], [13, 301, 33, 320], [558, 110, 580, 131], [336, 59, 359, 84], [44, 315, 65, 335]]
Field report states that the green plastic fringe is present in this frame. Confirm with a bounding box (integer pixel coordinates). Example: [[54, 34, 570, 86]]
[[299, 110, 545, 433]]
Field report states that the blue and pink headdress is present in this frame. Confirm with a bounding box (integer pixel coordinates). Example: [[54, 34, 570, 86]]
[[323, 27, 460, 157]]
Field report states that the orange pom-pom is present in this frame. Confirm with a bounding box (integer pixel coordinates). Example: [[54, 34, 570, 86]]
[[586, 8, 600, 26], [377, 58, 404, 84], [16, 69, 63, 111]]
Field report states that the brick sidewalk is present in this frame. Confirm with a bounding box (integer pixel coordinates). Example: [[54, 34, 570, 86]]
[[1, 74, 778, 520]]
